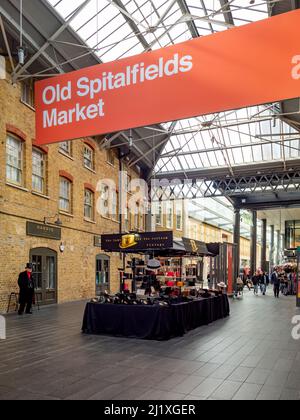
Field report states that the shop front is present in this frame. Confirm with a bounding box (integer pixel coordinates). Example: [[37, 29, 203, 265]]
[[30, 248, 57, 306], [27, 222, 61, 306]]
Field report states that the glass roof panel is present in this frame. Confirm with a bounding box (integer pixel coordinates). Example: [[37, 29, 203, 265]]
[[156, 104, 300, 173], [47, 0, 300, 175], [230, 1, 268, 26], [188, 197, 261, 242]]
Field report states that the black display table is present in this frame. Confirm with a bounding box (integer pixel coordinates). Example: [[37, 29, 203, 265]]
[[82, 295, 230, 341]]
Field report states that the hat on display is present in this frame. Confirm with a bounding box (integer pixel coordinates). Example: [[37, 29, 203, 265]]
[[26, 263, 33, 270], [217, 282, 226, 288], [147, 259, 161, 270], [120, 234, 139, 249]]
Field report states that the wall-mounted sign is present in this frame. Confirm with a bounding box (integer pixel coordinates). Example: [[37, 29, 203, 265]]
[[26, 222, 61, 240], [94, 235, 102, 248], [35, 9, 300, 145], [101, 232, 173, 252]]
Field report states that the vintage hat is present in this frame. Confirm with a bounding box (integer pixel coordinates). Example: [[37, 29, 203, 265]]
[[147, 259, 161, 270], [120, 234, 138, 249], [26, 263, 33, 269], [217, 282, 226, 288]]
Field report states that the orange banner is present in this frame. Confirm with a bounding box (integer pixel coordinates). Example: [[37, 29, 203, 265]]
[[35, 9, 300, 145]]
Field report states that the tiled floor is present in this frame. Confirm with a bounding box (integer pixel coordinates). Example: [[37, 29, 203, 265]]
[[0, 289, 299, 400]]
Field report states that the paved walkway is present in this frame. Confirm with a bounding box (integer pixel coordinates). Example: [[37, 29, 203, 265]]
[[0, 289, 299, 400]]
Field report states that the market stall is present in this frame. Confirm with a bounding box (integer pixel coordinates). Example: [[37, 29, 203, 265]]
[[81, 232, 230, 340], [82, 294, 229, 340]]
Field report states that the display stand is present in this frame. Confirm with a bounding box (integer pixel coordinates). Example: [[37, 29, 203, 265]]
[[119, 256, 205, 295], [156, 256, 203, 290], [102, 233, 217, 295]]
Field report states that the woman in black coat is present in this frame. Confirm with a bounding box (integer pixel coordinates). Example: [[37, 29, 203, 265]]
[[18, 263, 35, 315]]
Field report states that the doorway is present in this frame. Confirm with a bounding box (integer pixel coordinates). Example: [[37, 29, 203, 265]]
[[96, 254, 110, 295], [30, 248, 57, 305]]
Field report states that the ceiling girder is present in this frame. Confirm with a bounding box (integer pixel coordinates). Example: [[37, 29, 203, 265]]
[[110, 0, 151, 50], [151, 171, 300, 203], [13, 0, 93, 79], [176, 0, 200, 38], [218, 0, 234, 25]]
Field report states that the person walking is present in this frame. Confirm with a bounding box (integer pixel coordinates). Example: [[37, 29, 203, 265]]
[[252, 271, 260, 296], [271, 268, 280, 298], [236, 277, 244, 297], [259, 271, 268, 296], [246, 276, 253, 291], [18, 263, 35, 315]]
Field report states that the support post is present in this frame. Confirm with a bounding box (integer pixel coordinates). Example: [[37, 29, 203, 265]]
[[276, 230, 281, 265], [234, 208, 241, 281], [270, 225, 275, 269], [261, 219, 267, 272], [250, 210, 257, 277]]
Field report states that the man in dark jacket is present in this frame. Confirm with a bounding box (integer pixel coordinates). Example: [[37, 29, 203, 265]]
[[18, 263, 35, 315], [259, 272, 269, 296], [252, 272, 260, 295], [271, 268, 280, 298]]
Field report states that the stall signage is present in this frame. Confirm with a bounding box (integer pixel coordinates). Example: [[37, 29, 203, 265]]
[[182, 238, 208, 255], [26, 222, 61, 240], [101, 232, 173, 252], [35, 9, 300, 145]]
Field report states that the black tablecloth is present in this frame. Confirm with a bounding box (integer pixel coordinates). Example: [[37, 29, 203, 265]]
[[82, 295, 230, 340]]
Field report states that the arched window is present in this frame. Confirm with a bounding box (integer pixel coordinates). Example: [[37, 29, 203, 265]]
[[32, 148, 46, 194], [155, 202, 162, 226], [59, 177, 72, 213], [84, 144, 94, 170], [59, 141, 72, 156], [6, 134, 23, 185], [84, 188, 94, 220], [175, 201, 183, 231], [166, 201, 173, 229]]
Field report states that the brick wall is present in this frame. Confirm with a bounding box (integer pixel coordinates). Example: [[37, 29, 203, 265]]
[[0, 63, 140, 313]]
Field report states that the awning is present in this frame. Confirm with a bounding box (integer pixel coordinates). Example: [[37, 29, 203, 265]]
[[101, 232, 212, 257]]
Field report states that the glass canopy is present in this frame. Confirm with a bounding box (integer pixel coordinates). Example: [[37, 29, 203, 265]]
[[46, 0, 299, 238], [156, 105, 300, 173], [189, 197, 262, 241], [47, 0, 300, 175], [47, 0, 270, 63]]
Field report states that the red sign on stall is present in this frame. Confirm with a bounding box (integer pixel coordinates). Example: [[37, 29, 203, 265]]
[[35, 9, 300, 145]]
